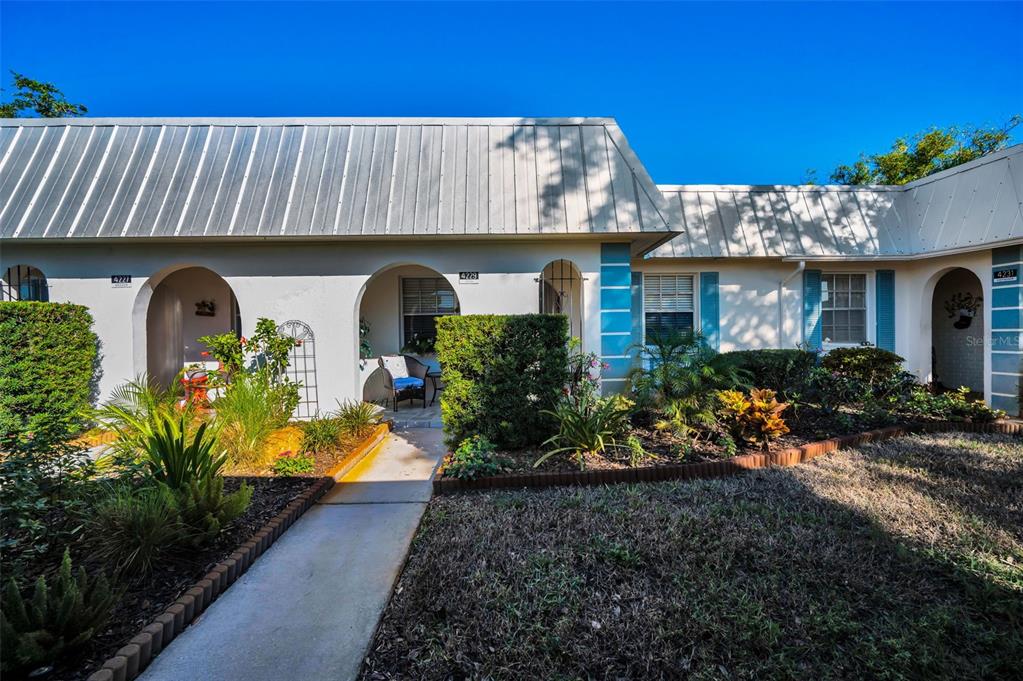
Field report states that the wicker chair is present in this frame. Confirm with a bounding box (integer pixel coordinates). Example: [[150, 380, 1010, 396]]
[[378, 354, 430, 411]]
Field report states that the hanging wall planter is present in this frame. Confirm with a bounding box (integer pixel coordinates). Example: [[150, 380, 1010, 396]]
[[944, 292, 982, 329]]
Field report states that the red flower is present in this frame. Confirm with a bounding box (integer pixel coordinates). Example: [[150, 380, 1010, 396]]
[[240, 336, 248, 345], [200, 351, 210, 357]]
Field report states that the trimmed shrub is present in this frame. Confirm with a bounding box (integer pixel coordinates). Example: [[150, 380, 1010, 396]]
[[821, 346, 905, 387], [436, 314, 569, 449], [0, 302, 99, 444], [719, 349, 817, 398]]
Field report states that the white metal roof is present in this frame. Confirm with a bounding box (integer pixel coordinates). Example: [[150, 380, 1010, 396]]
[[0, 117, 673, 241], [650, 144, 1023, 259]]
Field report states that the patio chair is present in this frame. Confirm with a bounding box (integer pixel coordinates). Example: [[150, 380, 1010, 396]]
[[378, 354, 429, 411]]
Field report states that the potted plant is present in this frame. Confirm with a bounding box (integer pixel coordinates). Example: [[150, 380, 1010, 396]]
[[944, 292, 982, 329]]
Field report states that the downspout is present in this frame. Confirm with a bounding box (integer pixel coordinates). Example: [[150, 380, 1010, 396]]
[[778, 260, 806, 348]]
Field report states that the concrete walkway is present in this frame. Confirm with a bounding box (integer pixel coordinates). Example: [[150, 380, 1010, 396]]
[[139, 429, 445, 681]]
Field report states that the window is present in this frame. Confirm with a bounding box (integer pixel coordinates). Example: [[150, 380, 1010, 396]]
[[2, 265, 48, 301], [644, 274, 695, 340], [822, 273, 867, 344], [401, 277, 459, 349]]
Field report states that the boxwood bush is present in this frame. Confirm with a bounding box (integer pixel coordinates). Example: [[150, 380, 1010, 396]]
[[436, 314, 569, 449], [0, 302, 99, 444], [720, 349, 817, 398]]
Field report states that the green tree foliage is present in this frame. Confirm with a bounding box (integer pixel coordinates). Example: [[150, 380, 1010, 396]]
[[0, 71, 87, 118], [828, 116, 1020, 185], [0, 302, 99, 446]]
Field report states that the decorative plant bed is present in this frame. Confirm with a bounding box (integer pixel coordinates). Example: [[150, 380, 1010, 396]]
[[434, 420, 1021, 493], [73, 424, 391, 681]]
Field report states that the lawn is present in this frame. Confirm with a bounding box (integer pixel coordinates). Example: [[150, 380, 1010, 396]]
[[361, 432, 1023, 680]]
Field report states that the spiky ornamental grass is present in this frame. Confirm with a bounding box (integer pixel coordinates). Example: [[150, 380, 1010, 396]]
[[362, 433, 1023, 681]]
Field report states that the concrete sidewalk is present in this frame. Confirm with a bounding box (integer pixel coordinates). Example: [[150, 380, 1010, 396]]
[[139, 429, 444, 681]]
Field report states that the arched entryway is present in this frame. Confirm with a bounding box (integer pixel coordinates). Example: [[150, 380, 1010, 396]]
[[356, 264, 460, 404], [2, 264, 49, 301], [539, 259, 583, 341], [931, 267, 984, 394], [144, 267, 241, 388]]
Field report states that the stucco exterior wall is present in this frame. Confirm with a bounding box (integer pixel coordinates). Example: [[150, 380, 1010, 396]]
[[636, 250, 995, 402], [1, 240, 604, 409]]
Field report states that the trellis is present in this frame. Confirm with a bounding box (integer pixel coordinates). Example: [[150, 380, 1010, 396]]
[[277, 320, 319, 419]]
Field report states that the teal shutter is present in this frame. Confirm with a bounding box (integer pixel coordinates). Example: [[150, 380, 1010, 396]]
[[803, 270, 822, 350], [875, 270, 895, 351], [699, 272, 720, 350], [631, 272, 643, 357]]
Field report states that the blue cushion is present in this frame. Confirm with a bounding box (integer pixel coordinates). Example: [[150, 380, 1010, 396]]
[[393, 377, 424, 390]]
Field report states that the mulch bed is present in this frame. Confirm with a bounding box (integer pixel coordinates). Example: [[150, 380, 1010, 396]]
[[475, 407, 917, 475], [53, 475, 316, 681]]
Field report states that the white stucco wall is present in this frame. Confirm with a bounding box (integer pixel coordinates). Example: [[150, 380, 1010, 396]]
[[1, 240, 603, 410], [636, 250, 995, 402]]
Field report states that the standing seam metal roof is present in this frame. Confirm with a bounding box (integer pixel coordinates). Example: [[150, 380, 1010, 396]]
[[651, 144, 1023, 258], [0, 118, 673, 240]]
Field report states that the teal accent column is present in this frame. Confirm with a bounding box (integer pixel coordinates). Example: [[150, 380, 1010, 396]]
[[600, 243, 632, 393], [803, 270, 822, 350], [991, 245, 1023, 415], [699, 272, 719, 350], [631, 271, 643, 355], [875, 270, 895, 351]]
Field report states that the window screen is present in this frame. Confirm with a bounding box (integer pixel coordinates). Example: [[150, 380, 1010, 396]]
[[821, 273, 867, 343], [644, 274, 695, 340], [401, 278, 459, 346]]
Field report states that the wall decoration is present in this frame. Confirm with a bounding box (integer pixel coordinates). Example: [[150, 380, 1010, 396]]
[[944, 292, 982, 329], [195, 299, 217, 317]]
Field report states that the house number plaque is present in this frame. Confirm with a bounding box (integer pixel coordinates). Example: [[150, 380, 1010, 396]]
[[111, 275, 132, 288], [459, 271, 480, 284], [995, 268, 1017, 284]]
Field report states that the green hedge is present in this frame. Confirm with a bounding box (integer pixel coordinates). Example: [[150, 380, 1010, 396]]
[[436, 314, 569, 449], [821, 346, 905, 387], [0, 302, 99, 444], [720, 349, 818, 398]]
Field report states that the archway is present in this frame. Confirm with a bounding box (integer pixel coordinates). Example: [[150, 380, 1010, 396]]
[[539, 259, 583, 341], [145, 267, 241, 388], [931, 267, 984, 394], [2, 264, 49, 301], [356, 264, 459, 404]]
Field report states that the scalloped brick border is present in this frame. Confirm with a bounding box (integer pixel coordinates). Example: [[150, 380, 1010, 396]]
[[85, 422, 395, 681], [85, 475, 334, 681], [433, 420, 1022, 494]]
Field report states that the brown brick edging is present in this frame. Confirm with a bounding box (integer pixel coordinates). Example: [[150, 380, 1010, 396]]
[[433, 420, 1022, 494]]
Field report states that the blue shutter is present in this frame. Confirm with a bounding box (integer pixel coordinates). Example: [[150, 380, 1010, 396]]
[[631, 272, 643, 359], [875, 270, 895, 351], [803, 270, 822, 350], [700, 272, 720, 350]]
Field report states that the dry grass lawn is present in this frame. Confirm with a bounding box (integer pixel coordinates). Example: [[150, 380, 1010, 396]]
[[361, 433, 1022, 680]]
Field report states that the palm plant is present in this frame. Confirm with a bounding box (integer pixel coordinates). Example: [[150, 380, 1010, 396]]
[[143, 415, 225, 488], [535, 392, 633, 469], [93, 374, 187, 463], [628, 331, 748, 437]]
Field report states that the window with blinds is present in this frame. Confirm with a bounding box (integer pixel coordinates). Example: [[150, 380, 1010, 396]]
[[821, 273, 867, 343], [401, 278, 459, 347], [643, 274, 695, 340]]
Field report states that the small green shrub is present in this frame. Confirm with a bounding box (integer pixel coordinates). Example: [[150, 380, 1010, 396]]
[[624, 435, 650, 467], [630, 331, 748, 438], [300, 414, 345, 453], [720, 349, 817, 399], [902, 386, 1006, 422], [0, 301, 99, 445], [821, 346, 905, 387], [536, 393, 634, 470], [436, 314, 569, 449], [272, 451, 316, 476], [444, 435, 509, 480], [175, 475, 252, 547], [0, 437, 94, 579], [213, 372, 292, 467], [0, 549, 117, 675], [89, 483, 184, 576], [335, 399, 380, 438], [94, 374, 189, 464], [144, 416, 226, 488]]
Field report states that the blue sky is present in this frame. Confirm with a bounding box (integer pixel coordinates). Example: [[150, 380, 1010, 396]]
[[1, 1, 1021, 184]]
